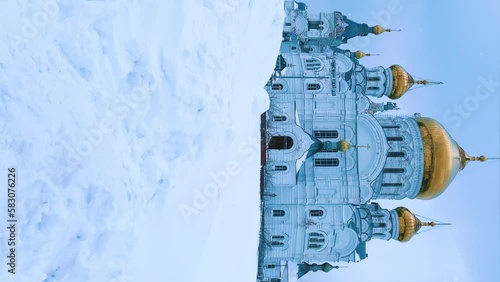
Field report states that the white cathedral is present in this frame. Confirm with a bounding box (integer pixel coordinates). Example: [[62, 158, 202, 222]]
[[256, 1, 490, 282]]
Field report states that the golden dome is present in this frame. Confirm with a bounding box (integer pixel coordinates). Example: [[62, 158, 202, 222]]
[[395, 207, 439, 242], [388, 65, 415, 99], [354, 50, 367, 59], [339, 140, 352, 152], [395, 207, 422, 242], [416, 118, 466, 199], [372, 25, 386, 35], [372, 25, 400, 35]]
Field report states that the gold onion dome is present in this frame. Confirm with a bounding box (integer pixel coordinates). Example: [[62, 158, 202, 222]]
[[354, 51, 379, 59], [339, 140, 352, 152], [354, 50, 367, 59], [372, 25, 399, 35], [395, 207, 422, 242], [372, 25, 386, 35], [415, 117, 485, 199], [395, 207, 442, 242], [395, 207, 439, 242], [388, 65, 415, 99]]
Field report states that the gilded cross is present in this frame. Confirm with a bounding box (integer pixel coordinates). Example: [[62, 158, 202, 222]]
[[357, 144, 371, 150]]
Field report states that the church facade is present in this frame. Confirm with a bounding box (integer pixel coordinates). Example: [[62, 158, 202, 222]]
[[256, 1, 488, 282]]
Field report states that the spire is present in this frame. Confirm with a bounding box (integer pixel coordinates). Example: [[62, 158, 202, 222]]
[[395, 207, 452, 242], [387, 65, 443, 99], [421, 221, 452, 227], [414, 80, 444, 85], [466, 155, 490, 162], [460, 147, 499, 169]]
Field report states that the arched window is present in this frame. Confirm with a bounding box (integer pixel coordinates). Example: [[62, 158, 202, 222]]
[[273, 116, 287, 122], [269, 136, 294, 150], [274, 165, 288, 171], [307, 83, 321, 91], [387, 136, 403, 142], [271, 84, 283, 90], [285, 22, 292, 26], [309, 210, 324, 217], [387, 152, 405, 157], [368, 77, 381, 81], [307, 232, 325, 249], [305, 59, 322, 71], [271, 234, 287, 248], [272, 210, 285, 217], [313, 130, 338, 138], [314, 158, 339, 167], [368, 86, 379, 90], [383, 168, 405, 173]]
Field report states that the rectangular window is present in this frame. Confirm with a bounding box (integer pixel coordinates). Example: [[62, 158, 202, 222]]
[[313, 130, 338, 138], [382, 183, 403, 187], [383, 168, 405, 173], [309, 238, 325, 243], [306, 59, 321, 71], [387, 152, 405, 157], [314, 158, 339, 167], [387, 136, 403, 141], [306, 64, 321, 71]]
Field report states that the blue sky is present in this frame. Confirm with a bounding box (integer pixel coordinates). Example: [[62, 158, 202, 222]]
[[297, 1, 500, 281]]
